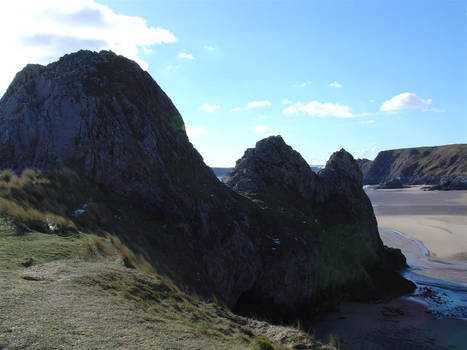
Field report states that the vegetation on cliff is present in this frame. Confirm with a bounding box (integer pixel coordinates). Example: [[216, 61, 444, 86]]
[[358, 144, 467, 190]]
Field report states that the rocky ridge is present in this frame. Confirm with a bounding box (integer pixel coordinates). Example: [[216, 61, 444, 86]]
[[224, 138, 413, 313], [0, 50, 413, 321], [358, 145, 467, 190]]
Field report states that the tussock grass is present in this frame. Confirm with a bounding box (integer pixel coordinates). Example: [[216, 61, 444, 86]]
[[250, 336, 287, 350], [0, 168, 337, 349], [0, 169, 77, 233], [0, 197, 76, 233]]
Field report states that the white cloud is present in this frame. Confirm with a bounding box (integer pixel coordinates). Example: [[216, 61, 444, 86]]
[[369, 99, 375, 103], [328, 81, 343, 88], [282, 99, 293, 105], [380, 92, 432, 112], [301, 102, 352, 117], [204, 45, 216, 51], [178, 51, 194, 59], [258, 115, 266, 120], [282, 105, 298, 115], [187, 127, 207, 138], [252, 125, 269, 132], [283, 101, 354, 118], [200, 103, 220, 113], [354, 145, 378, 159], [0, 0, 177, 96], [230, 107, 241, 112], [359, 119, 376, 124], [246, 100, 271, 109], [296, 81, 312, 88]]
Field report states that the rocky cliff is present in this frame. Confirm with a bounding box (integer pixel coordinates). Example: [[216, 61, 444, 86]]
[[0, 50, 413, 322], [358, 145, 467, 190], [224, 137, 414, 317]]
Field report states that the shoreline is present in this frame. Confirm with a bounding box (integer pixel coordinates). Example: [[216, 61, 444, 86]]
[[312, 186, 467, 349], [380, 228, 467, 320], [380, 228, 467, 286]]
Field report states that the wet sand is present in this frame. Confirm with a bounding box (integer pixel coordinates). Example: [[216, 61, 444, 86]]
[[313, 297, 467, 350], [313, 187, 467, 350], [368, 186, 467, 262]]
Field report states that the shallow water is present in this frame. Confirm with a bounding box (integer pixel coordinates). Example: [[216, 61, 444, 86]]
[[380, 228, 467, 320]]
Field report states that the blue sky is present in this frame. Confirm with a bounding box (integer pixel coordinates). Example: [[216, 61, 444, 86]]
[[1, 1, 466, 166]]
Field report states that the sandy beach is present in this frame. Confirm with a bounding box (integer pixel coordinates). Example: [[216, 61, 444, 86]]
[[313, 187, 467, 350], [368, 186, 467, 262], [370, 186, 467, 286]]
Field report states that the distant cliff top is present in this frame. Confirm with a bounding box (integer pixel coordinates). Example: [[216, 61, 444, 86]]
[[358, 144, 467, 190]]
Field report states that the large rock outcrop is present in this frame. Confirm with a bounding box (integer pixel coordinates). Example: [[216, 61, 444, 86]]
[[224, 137, 414, 318], [0, 50, 261, 306], [0, 50, 413, 321], [358, 145, 467, 190]]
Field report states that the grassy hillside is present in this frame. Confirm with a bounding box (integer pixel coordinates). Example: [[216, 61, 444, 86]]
[[0, 172, 335, 349], [361, 144, 467, 186]]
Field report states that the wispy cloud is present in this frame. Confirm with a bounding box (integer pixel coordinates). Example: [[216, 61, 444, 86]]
[[282, 99, 293, 105], [354, 145, 378, 159], [282, 105, 298, 115], [178, 51, 195, 59], [246, 100, 272, 109], [165, 64, 179, 72], [187, 127, 207, 138], [204, 45, 216, 51], [230, 107, 241, 112], [359, 119, 376, 124], [283, 101, 357, 118], [380, 92, 432, 112], [258, 115, 266, 120], [200, 103, 220, 112], [328, 81, 343, 88], [0, 0, 177, 95], [296, 81, 312, 88], [252, 125, 269, 132]]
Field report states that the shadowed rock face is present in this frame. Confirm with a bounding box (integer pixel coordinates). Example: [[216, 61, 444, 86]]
[[0, 50, 261, 306], [0, 50, 413, 321], [0, 50, 214, 218], [223, 136, 318, 209], [224, 139, 384, 258], [224, 137, 414, 318]]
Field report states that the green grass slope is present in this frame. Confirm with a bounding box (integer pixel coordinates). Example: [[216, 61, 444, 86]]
[[362, 144, 467, 186], [0, 215, 334, 349]]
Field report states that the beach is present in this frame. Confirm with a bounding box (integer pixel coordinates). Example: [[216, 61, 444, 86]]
[[313, 186, 467, 350], [370, 186, 467, 262]]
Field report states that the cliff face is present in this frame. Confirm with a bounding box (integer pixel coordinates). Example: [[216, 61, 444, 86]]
[[0, 50, 413, 321], [224, 137, 414, 318], [0, 50, 266, 309], [359, 145, 467, 190]]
